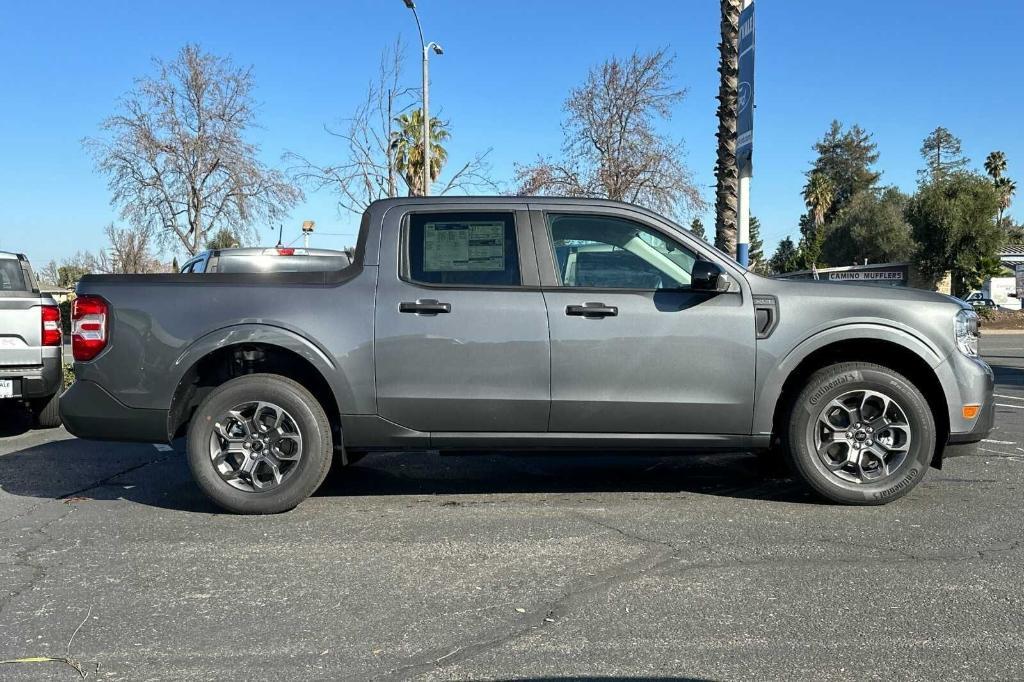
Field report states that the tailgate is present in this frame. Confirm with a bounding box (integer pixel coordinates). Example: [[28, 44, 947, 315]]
[[0, 296, 42, 366]]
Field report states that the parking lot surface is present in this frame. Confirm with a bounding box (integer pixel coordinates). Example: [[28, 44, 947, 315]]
[[2, 336, 1024, 681]]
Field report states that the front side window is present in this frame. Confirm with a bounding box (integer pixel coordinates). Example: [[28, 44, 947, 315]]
[[546, 214, 696, 289], [406, 212, 520, 286]]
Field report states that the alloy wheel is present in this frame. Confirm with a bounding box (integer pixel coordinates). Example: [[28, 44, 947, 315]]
[[209, 401, 303, 492], [812, 389, 912, 484]]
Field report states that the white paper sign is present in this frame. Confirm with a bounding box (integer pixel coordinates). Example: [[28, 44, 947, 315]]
[[423, 221, 505, 272]]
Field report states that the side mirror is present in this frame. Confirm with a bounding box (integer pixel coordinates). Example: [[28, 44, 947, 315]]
[[691, 259, 730, 292]]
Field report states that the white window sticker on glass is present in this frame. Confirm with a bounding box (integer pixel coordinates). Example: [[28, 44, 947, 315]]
[[423, 221, 505, 272]]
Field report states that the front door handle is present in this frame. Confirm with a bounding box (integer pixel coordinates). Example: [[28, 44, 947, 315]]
[[399, 300, 452, 315], [566, 303, 618, 318]]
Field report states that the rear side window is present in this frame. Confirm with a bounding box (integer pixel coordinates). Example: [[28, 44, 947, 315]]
[[0, 260, 29, 292], [405, 212, 520, 286]]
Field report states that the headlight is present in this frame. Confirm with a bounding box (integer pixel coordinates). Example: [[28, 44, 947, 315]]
[[954, 309, 979, 357]]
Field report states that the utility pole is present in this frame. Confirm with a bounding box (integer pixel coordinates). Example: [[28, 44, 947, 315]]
[[402, 1, 443, 196], [736, 0, 755, 267]]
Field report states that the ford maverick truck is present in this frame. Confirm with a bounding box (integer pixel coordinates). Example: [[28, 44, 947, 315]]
[[1, 251, 63, 427], [60, 197, 994, 513]]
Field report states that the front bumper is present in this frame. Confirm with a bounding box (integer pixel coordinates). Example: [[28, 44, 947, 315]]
[[0, 356, 63, 399], [59, 379, 169, 443], [937, 353, 994, 462]]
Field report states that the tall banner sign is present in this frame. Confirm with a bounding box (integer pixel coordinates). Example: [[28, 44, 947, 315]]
[[736, 3, 755, 171]]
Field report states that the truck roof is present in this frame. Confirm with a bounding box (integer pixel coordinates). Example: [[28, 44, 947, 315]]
[[367, 195, 660, 211]]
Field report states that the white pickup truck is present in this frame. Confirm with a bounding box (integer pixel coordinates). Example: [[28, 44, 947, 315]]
[[0, 251, 63, 427]]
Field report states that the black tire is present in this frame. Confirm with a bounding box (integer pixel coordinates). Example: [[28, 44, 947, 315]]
[[30, 392, 62, 429], [785, 362, 935, 505], [187, 374, 333, 514]]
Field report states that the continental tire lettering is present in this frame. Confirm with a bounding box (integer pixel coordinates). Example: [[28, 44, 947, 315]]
[[872, 468, 920, 500], [808, 373, 857, 406]]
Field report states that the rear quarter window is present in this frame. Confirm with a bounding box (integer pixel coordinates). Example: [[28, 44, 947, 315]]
[[0, 260, 30, 292]]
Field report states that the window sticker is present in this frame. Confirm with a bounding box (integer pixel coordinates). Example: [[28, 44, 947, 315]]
[[423, 221, 505, 272]]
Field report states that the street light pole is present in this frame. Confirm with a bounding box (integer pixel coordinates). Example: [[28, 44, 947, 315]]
[[402, 1, 442, 197]]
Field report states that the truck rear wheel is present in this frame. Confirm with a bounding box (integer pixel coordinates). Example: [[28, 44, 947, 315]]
[[187, 374, 333, 514], [785, 362, 935, 505], [30, 392, 62, 429]]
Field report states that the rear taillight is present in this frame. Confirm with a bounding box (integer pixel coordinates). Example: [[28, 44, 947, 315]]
[[72, 295, 109, 361], [276, 248, 295, 256], [41, 305, 61, 346]]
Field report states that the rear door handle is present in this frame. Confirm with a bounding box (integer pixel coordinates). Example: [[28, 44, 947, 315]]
[[566, 303, 618, 318], [399, 300, 451, 315]]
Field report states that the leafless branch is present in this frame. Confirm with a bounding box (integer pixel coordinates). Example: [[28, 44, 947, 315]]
[[85, 44, 302, 256], [515, 48, 705, 221]]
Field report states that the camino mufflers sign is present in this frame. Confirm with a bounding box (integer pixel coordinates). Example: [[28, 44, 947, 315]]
[[778, 263, 910, 286], [827, 269, 905, 282]]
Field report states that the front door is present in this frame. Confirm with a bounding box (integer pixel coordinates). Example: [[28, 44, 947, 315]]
[[535, 208, 756, 435], [374, 207, 550, 433]]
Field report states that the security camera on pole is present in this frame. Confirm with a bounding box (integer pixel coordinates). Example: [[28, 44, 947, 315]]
[[301, 220, 315, 248], [736, 0, 755, 267]]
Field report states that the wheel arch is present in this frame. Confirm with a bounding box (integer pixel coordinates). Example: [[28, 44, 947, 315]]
[[167, 325, 346, 444], [759, 326, 949, 464]]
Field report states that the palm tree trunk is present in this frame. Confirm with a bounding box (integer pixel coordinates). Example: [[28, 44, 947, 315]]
[[715, 0, 741, 257]]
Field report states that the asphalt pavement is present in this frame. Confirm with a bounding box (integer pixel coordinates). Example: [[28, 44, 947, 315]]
[[2, 336, 1024, 680]]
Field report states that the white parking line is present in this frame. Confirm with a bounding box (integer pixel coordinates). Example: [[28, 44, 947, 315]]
[[983, 439, 1017, 445], [996, 403, 1024, 409], [153, 444, 174, 452], [994, 393, 1024, 400]]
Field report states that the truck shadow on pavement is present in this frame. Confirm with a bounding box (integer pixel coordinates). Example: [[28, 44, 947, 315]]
[[0, 426, 812, 513]]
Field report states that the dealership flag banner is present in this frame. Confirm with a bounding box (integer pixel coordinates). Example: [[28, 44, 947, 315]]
[[737, 2, 755, 170]]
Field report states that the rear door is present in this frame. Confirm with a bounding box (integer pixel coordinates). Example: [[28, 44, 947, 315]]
[[0, 256, 43, 368], [532, 206, 756, 435], [373, 205, 550, 433]]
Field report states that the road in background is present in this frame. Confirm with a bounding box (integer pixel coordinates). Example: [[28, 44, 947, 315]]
[[1, 336, 1022, 680]]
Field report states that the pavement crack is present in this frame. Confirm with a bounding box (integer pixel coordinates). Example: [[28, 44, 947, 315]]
[[372, 514, 683, 681]]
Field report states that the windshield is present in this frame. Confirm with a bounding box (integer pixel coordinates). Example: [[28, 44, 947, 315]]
[[215, 254, 350, 273]]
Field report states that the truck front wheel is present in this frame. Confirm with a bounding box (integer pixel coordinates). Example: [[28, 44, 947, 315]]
[[786, 362, 935, 505], [187, 374, 333, 514]]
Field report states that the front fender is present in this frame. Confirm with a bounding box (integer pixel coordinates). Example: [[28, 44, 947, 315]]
[[752, 323, 949, 436]]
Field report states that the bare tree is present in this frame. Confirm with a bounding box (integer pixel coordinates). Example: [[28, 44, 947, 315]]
[[287, 39, 498, 215], [85, 44, 302, 256], [515, 49, 704, 220], [286, 41, 410, 215], [100, 223, 165, 274]]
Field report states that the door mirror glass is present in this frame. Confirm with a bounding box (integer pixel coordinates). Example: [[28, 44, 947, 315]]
[[690, 259, 730, 292]]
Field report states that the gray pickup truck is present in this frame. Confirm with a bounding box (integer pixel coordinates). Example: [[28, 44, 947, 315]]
[[60, 197, 994, 513], [0, 251, 63, 427]]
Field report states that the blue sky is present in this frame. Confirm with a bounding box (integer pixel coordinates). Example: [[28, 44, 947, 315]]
[[1, 0, 1021, 264]]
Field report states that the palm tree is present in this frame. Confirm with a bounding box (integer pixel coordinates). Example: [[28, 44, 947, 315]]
[[996, 176, 1016, 225], [391, 108, 449, 197], [985, 150, 1007, 181], [713, 0, 741, 256], [803, 173, 835, 230], [801, 173, 835, 267]]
